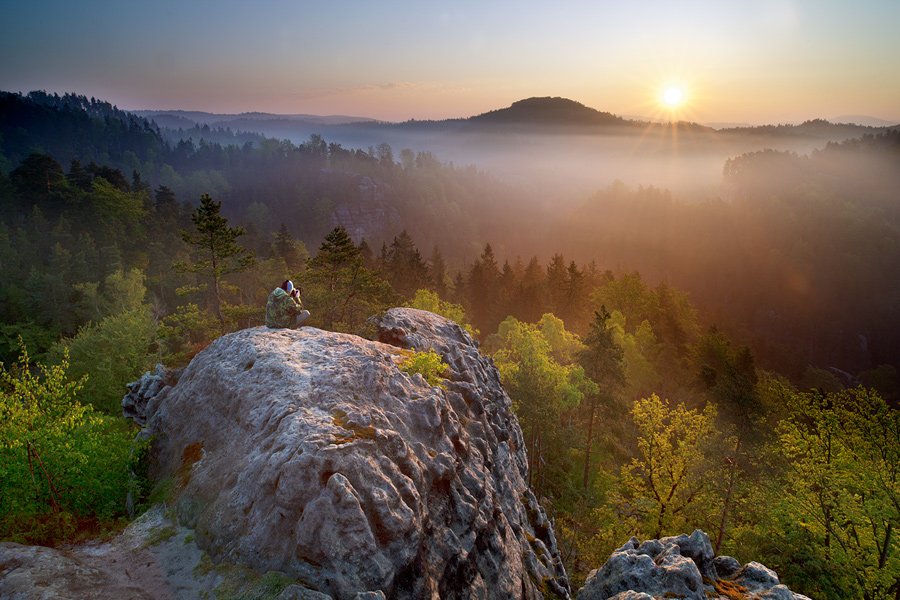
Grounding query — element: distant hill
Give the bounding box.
[719,118,896,139]
[831,114,899,127]
[0,91,167,170]
[133,109,375,128]
[467,96,630,127]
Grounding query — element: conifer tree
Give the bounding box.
[303,226,396,332]
[578,306,626,490]
[175,194,254,332]
[428,246,449,299]
[384,230,430,299]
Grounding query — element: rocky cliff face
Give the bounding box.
[577,530,811,600]
[135,307,569,599]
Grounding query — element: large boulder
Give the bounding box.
[577,530,811,600]
[138,307,569,599]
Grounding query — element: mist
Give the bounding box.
[148,110,890,202]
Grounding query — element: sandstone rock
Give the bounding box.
[0,507,218,600]
[712,555,741,578]
[577,542,705,600]
[122,363,179,426]
[658,530,716,580]
[734,561,781,591]
[607,592,654,600]
[577,531,810,600]
[139,307,569,599]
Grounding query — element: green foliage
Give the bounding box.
[158,303,219,366]
[617,394,719,539]
[576,307,625,491]
[607,310,660,399]
[772,387,899,599]
[0,343,140,544]
[51,306,157,414]
[407,288,478,336]
[398,348,449,388]
[493,314,588,498]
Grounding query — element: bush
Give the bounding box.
[0,342,142,544]
[407,289,478,337]
[50,306,157,414]
[398,348,449,388]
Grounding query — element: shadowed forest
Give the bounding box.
[1,90,898,599]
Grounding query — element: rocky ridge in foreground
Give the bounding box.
[577,530,811,600]
[129,307,569,599]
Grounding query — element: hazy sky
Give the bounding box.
[2,0,898,123]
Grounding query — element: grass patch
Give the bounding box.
[213,565,296,600]
[142,524,177,548]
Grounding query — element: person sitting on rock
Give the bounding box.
[265,280,310,329]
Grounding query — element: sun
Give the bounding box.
[661,86,685,108]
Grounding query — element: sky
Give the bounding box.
[2,0,899,124]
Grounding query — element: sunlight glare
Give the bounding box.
[662,86,684,108]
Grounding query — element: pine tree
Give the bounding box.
[578,306,626,490]
[303,226,396,332]
[272,223,308,273]
[428,246,449,299]
[467,244,502,334]
[174,194,254,332]
[384,230,430,299]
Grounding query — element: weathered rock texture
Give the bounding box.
[577,530,811,600]
[0,507,219,600]
[122,363,179,427]
[138,307,569,599]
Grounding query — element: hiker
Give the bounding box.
[266,280,310,329]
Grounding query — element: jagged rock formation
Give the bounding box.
[577,530,811,600]
[122,363,179,427]
[134,307,569,599]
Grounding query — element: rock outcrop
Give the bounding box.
[577,530,811,600]
[0,507,220,600]
[135,307,569,599]
[122,363,179,427]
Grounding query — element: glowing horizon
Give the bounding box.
[1,1,898,125]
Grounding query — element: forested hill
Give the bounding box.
[467,96,632,127]
[0,90,537,257]
[0,91,167,171]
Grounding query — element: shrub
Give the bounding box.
[398,348,449,388]
[407,289,479,337]
[0,342,142,544]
